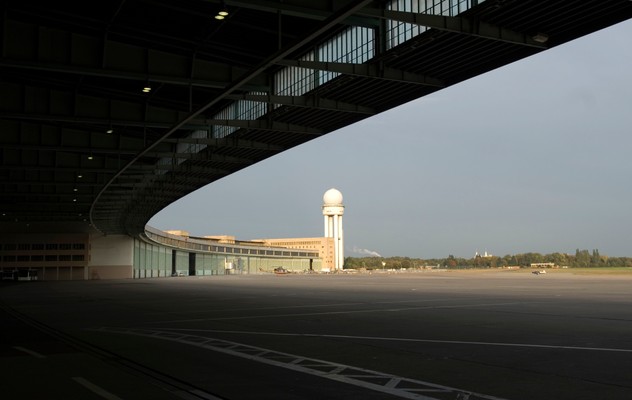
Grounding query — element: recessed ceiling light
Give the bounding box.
[214,14,225,20]
[106,128,114,134]
[532,33,549,43]
[217,2,229,17]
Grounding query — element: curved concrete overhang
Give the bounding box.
[1,1,630,236]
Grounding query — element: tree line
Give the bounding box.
[344,249,632,270]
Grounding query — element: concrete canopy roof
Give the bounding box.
[1,0,631,236]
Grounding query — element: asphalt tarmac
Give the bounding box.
[2,270,632,400]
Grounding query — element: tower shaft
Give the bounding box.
[322,188,344,271]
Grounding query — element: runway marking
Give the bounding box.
[144,298,454,320]
[154,328,632,354]
[13,346,46,358]
[92,326,506,400]
[188,389,225,400]
[143,301,365,317]
[146,301,526,324]
[72,377,123,400]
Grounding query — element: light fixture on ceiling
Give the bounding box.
[106,128,114,134]
[532,32,549,43]
[142,84,152,93]
[215,2,229,19]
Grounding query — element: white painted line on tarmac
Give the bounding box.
[142,301,365,317]
[93,327,503,400]
[147,301,526,324]
[189,389,225,399]
[157,328,632,354]
[13,346,46,358]
[72,377,124,400]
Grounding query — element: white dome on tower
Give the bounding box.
[323,188,343,206]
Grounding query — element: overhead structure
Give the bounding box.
[1,0,631,236]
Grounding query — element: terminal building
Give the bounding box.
[0,189,345,280]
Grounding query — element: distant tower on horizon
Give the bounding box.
[322,188,344,271]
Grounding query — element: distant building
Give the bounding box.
[530,262,555,268]
[0,189,345,279]
[257,188,345,272]
[255,237,335,271]
[170,188,345,273]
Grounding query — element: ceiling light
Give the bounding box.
[215,2,228,19]
[106,128,114,134]
[532,33,549,43]
[87,155,93,160]
[142,85,152,93]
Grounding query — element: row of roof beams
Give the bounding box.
[1,0,552,233]
[2,4,548,165]
[1,10,546,91]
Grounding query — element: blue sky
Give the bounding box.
[150,19,632,259]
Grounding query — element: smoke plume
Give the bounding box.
[351,246,382,257]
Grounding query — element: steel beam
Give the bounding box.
[276,60,444,87]
[226,94,376,115]
[358,8,547,48]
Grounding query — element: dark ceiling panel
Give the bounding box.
[1,0,630,235]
